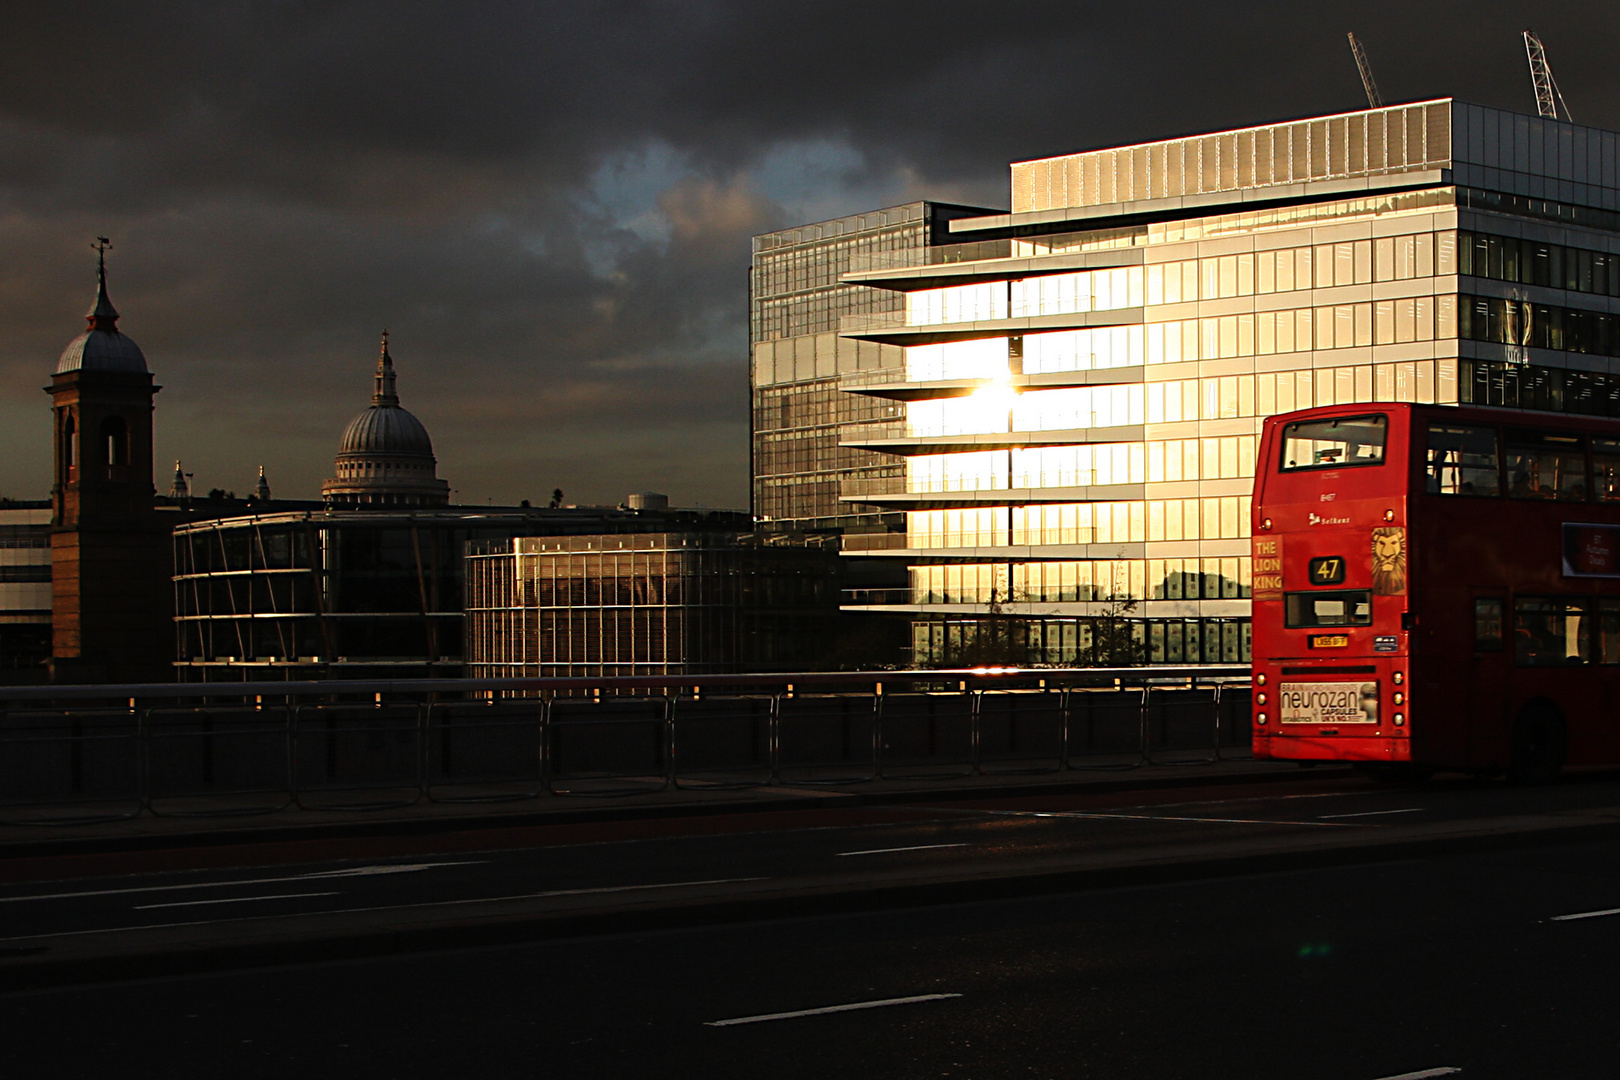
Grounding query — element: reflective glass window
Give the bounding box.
[1515,597,1592,666]
[1474,598,1504,651]
[1593,438,1620,502]
[1426,424,1499,496]
[1285,590,1373,628]
[1504,430,1586,500]
[1280,414,1387,471]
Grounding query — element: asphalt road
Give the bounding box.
[4,770,1620,987]
[5,830,1620,1079]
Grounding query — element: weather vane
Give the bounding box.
[93,236,111,270]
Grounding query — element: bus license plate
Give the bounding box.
[1309,634,1350,648]
[1279,681,1378,725]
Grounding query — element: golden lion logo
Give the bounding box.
[1371,526,1406,596]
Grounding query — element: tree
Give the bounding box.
[1081,593,1143,667]
[548,488,564,509]
[953,581,1030,668]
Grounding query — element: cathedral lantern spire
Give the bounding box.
[373,331,399,406]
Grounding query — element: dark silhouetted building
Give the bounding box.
[47,252,172,683]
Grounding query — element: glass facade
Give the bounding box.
[172,508,752,681]
[465,533,842,678]
[821,99,1620,667]
[750,202,997,530]
[0,503,52,683]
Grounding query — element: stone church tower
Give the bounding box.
[47,246,171,682]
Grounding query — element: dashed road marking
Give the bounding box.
[835,844,967,857]
[135,891,341,911]
[1318,808,1425,819]
[0,877,770,943]
[1550,906,1620,922]
[0,861,485,904]
[706,993,962,1026]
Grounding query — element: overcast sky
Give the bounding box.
[2,1,1616,508]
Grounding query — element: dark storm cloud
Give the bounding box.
[1,1,1616,504]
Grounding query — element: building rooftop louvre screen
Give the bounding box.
[1012,101,1620,217]
[1011,101,1454,214]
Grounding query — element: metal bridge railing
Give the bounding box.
[0,667,1250,824]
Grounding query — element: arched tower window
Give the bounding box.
[101,415,127,465]
[100,415,129,479]
[62,412,77,474]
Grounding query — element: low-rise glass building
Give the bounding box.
[172,507,752,681]
[465,532,842,678]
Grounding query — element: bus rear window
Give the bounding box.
[1427,424,1500,496]
[1285,590,1373,628]
[1280,415,1387,471]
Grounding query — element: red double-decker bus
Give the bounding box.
[1251,401,1620,781]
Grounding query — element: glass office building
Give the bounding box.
[465,533,841,678]
[750,202,997,533]
[0,502,52,683]
[829,99,1620,665]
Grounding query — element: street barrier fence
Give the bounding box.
[0,667,1250,824]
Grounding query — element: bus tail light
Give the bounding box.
[1256,673,1266,685]
[1257,692,1268,705]
[1257,712,1268,724]
[1392,671,1404,685]
[1393,714,1405,726]
[1392,691,1404,705]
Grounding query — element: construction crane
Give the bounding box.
[1523,29,1573,121]
[1347,33,1383,109]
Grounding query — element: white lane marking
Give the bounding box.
[1106,788,1383,812]
[706,993,962,1027]
[1366,1069,1460,1079]
[0,877,770,943]
[834,843,967,857]
[1550,906,1620,922]
[967,808,1356,827]
[1318,808,1426,819]
[0,861,485,904]
[134,891,342,911]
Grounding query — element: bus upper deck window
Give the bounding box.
[1426,424,1500,496]
[1506,430,1587,501]
[1280,415,1387,472]
[1593,439,1620,503]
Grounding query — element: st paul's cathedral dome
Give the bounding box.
[321,333,450,507]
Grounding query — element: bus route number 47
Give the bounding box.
[1308,556,1346,585]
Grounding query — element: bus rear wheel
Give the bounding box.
[1508,706,1566,785]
